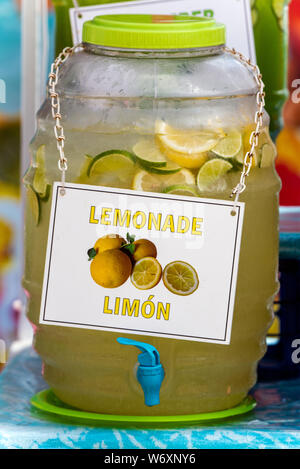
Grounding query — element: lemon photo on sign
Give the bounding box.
[94,234,126,253]
[90,249,132,288]
[163,261,199,296]
[132,239,157,262]
[88,233,132,288]
[131,257,162,290]
[88,233,161,290]
[87,233,199,295]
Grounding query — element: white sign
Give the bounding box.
[40,183,244,344]
[70,0,256,62]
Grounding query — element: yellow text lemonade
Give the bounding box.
[89,206,203,236]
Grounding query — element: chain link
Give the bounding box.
[48,44,83,194]
[223,47,266,205]
[49,45,265,202]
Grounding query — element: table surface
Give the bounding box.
[0,347,299,449]
[1,209,299,450]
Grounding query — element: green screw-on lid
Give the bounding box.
[82,14,226,50]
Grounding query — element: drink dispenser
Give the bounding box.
[25,15,280,418]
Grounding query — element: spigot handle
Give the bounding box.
[117,337,161,366]
[117,337,165,407]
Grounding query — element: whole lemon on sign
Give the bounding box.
[133,239,157,262]
[94,234,126,253]
[90,249,132,288]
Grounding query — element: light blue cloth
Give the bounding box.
[0,347,300,449]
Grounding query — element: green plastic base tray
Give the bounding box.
[31,390,256,426]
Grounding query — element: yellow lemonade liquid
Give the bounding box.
[24,119,280,415]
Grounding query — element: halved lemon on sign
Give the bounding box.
[156,120,222,169]
[131,257,162,290]
[197,159,233,192]
[163,261,199,296]
[133,168,195,193]
[87,150,136,189]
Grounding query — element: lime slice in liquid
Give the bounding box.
[197,158,233,192]
[212,130,242,159]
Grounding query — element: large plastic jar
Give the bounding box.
[24,15,281,416]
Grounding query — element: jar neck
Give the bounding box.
[83,42,224,59]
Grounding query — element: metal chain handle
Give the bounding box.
[224,47,266,203]
[48,44,83,194]
[48,45,265,201]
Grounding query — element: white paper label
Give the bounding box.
[40,183,244,344]
[69,0,256,62]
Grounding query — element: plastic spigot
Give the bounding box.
[117,337,165,407]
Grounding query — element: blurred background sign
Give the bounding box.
[68,0,256,61]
